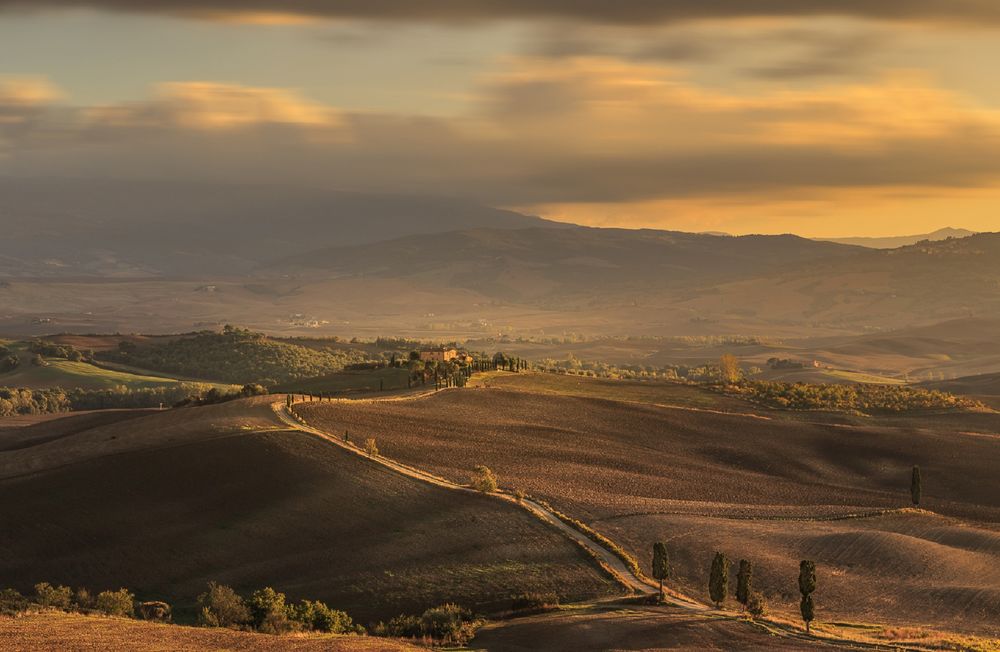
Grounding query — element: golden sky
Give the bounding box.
[2,2,1000,236]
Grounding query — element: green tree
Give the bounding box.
[798,560,817,633]
[95,588,135,617]
[736,559,753,611]
[910,465,921,506]
[709,552,729,608]
[196,582,250,628]
[247,587,291,633]
[34,582,72,609]
[652,542,670,598]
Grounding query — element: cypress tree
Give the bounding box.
[798,560,816,633]
[709,552,729,608]
[652,542,670,599]
[736,559,753,611]
[910,465,921,506]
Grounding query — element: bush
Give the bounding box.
[138,601,172,622]
[472,465,498,493]
[34,582,72,609]
[375,604,479,644]
[95,588,135,617]
[289,600,359,634]
[510,592,559,613]
[74,588,94,610]
[747,591,768,618]
[197,582,250,629]
[0,588,29,615]
[420,603,477,644]
[374,614,422,638]
[247,587,292,634]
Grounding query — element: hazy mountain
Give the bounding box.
[817,227,975,249]
[0,178,556,277]
[265,227,863,301]
[675,232,1000,330]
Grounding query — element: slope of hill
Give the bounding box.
[922,371,1000,409]
[0,611,421,652]
[297,380,1000,634]
[676,232,1000,331]
[818,227,975,249]
[0,178,556,278]
[265,227,863,302]
[0,397,619,624]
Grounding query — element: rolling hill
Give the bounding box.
[297,377,1000,635]
[0,397,619,624]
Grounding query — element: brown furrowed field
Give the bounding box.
[0,611,421,651]
[0,398,619,624]
[297,379,1000,634]
[470,604,824,651]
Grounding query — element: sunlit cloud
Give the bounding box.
[84,82,341,130]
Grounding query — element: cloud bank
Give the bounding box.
[4,60,1000,213]
[3,0,1000,25]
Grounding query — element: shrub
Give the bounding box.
[510,592,559,613]
[74,588,94,610]
[374,614,422,638]
[197,582,250,629]
[747,591,768,619]
[289,599,358,633]
[375,604,479,644]
[420,603,477,644]
[512,487,526,502]
[138,601,172,622]
[0,588,29,615]
[472,465,498,493]
[34,582,72,609]
[95,588,135,617]
[247,587,292,634]
[364,438,379,458]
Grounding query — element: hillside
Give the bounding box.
[297,379,1000,634]
[818,227,976,249]
[100,328,372,386]
[0,611,421,652]
[675,232,1000,332]
[0,178,556,278]
[265,227,862,302]
[0,397,619,624]
[922,371,1000,409]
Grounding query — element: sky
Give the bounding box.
[3,1,1000,237]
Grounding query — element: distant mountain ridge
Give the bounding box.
[264,226,864,301]
[0,178,558,277]
[817,227,976,249]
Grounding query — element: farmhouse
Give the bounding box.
[420,347,459,362]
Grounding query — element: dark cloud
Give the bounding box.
[745,31,888,80]
[5,71,1000,207]
[2,0,1000,25]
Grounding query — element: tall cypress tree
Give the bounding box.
[652,542,670,599]
[709,552,729,608]
[798,560,816,633]
[736,559,753,611]
[910,465,922,506]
